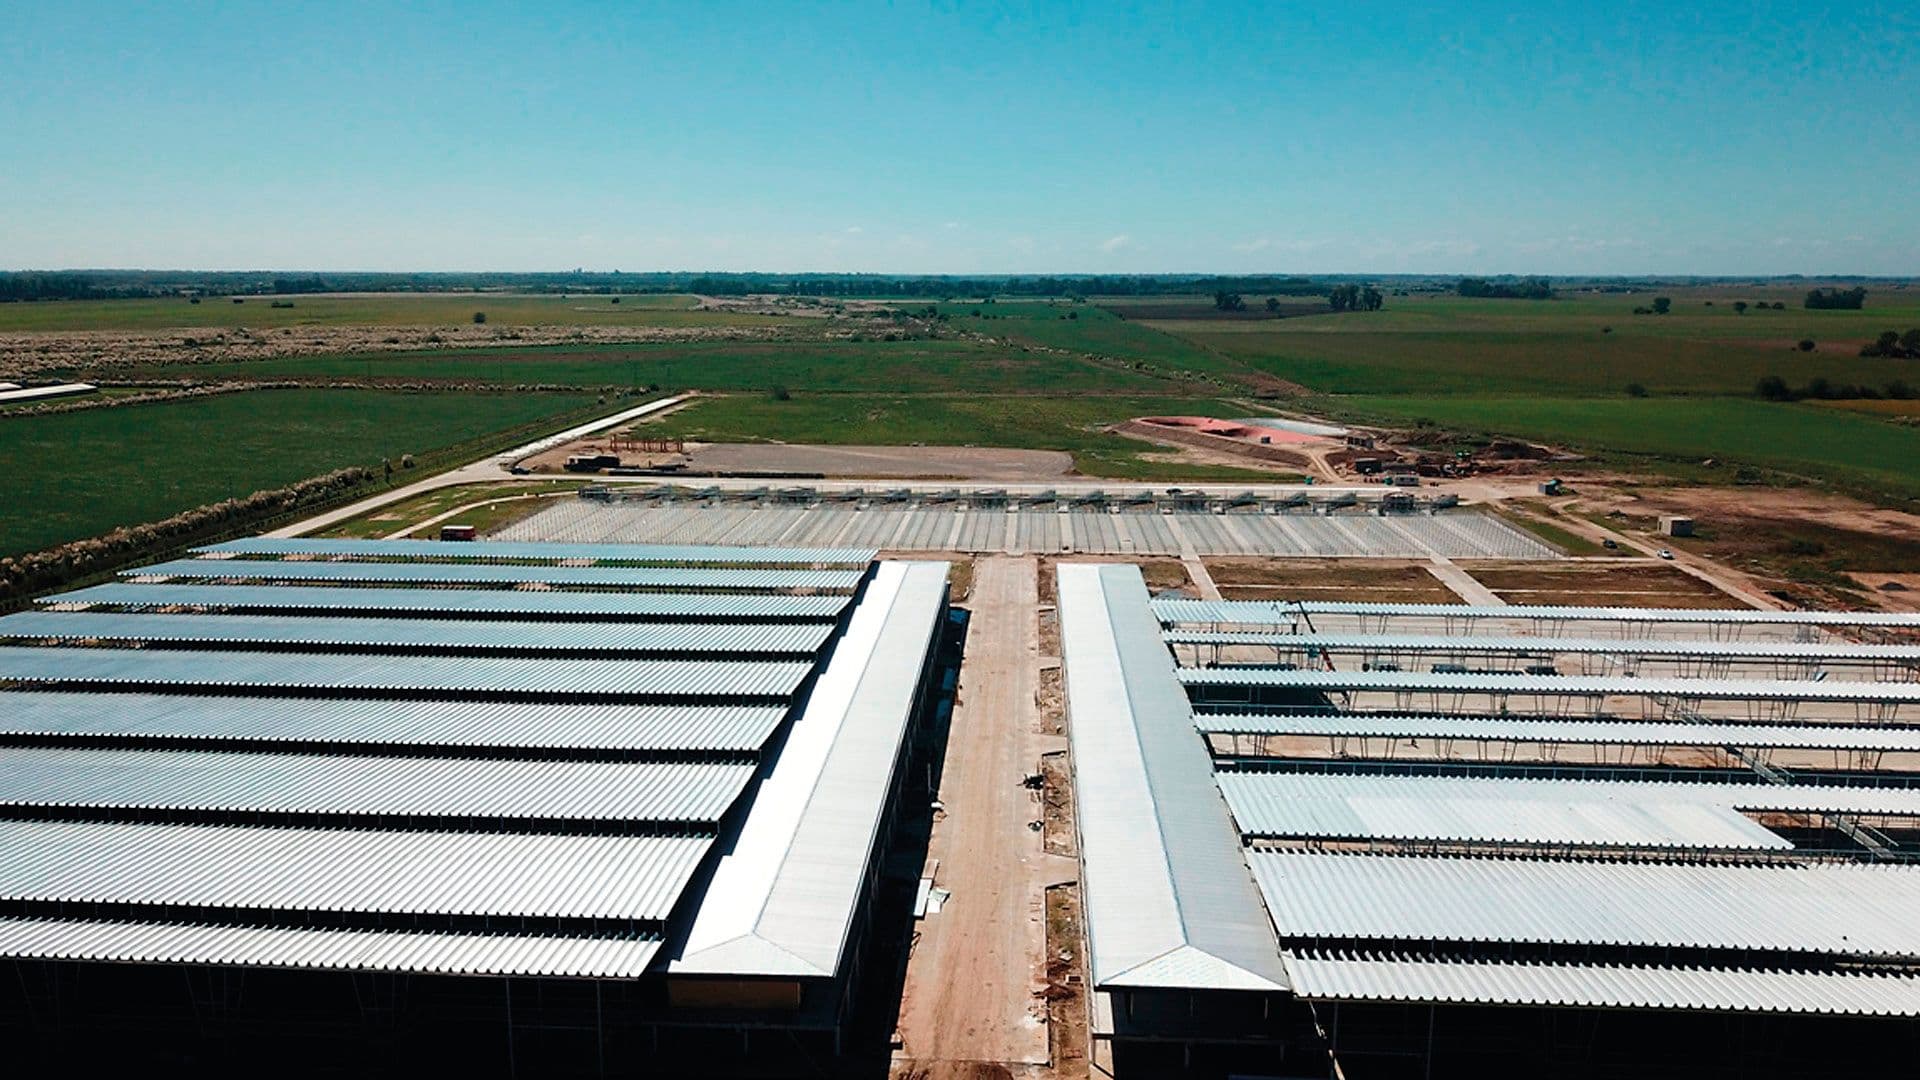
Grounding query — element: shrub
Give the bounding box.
[1797,339,1816,352]
[472,312,487,324]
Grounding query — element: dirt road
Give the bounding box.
[894,557,1050,1071]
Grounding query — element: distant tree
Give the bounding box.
[1458,277,1553,299]
[1903,328,1920,355]
[1773,301,1787,310]
[1213,291,1246,312]
[1861,330,1902,357]
[769,385,791,401]
[1361,285,1384,311]
[472,311,487,324]
[1733,301,1749,315]
[1265,297,1281,313]
[1887,380,1916,400]
[1806,286,1867,310]
[1797,339,1816,352]
[1755,375,1792,401]
[1651,296,1672,315]
[1625,382,1649,398]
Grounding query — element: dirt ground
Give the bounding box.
[894,557,1051,1071]
[1556,485,1920,611]
[1459,560,1736,609]
[1205,558,1459,604]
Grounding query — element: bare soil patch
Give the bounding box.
[1462,560,1733,608]
[1566,485,1920,610]
[1205,558,1458,603]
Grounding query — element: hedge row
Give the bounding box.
[1,466,376,601]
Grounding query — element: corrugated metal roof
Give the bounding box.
[195,537,876,566]
[672,561,950,978]
[1248,852,1920,956]
[0,693,785,754]
[1198,712,1920,753]
[1220,772,1920,840]
[0,820,708,920]
[1282,952,1920,1016]
[1053,563,1289,992]
[0,749,754,823]
[0,647,809,701]
[1219,772,1801,850]
[1154,599,1920,627]
[129,558,862,592]
[1179,667,1920,704]
[48,583,850,621]
[1166,630,1920,662]
[0,918,663,979]
[0,610,833,658]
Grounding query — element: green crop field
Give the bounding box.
[646,393,1288,481]
[0,388,601,556]
[110,337,1185,395]
[0,292,779,332]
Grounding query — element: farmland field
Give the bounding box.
[1122,289,1920,499]
[0,388,602,555]
[643,393,1287,481]
[108,338,1184,394]
[1336,395,1920,500]
[0,292,781,332]
[1143,292,1920,397]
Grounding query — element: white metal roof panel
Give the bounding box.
[1249,852,1920,956]
[0,820,709,920]
[1056,563,1289,992]
[47,583,850,621]
[0,918,663,979]
[1166,630,1920,662]
[129,558,862,592]
[1198,713,1920,753]
[672,560,950,978]
[0,610,833,657]
[0,749,755,823]
[1283,952,1920,1016]
[1220,772,1920,844]
[1179,667,1920,705]
[0,647,809,701]
[195,537,876,566]
[0,693,786,754]
[1155,599,1920,628]
[1217,772,1802,850]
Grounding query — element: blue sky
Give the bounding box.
[3,1,1915,274]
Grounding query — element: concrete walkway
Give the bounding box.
[1425,557,1505,606]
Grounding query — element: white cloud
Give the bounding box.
[1100,234,1132,253]
[1233,237,1271,253]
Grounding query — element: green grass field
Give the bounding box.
[646,393,1289,481]
[1115,290,1920,500]
[1335,395,1920,501]
[0,292,780,332]
[1148,292,1920,397]
[0,389,601,555]
[110,337,1185,395]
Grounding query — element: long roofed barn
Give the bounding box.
[0,538,956,1074]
